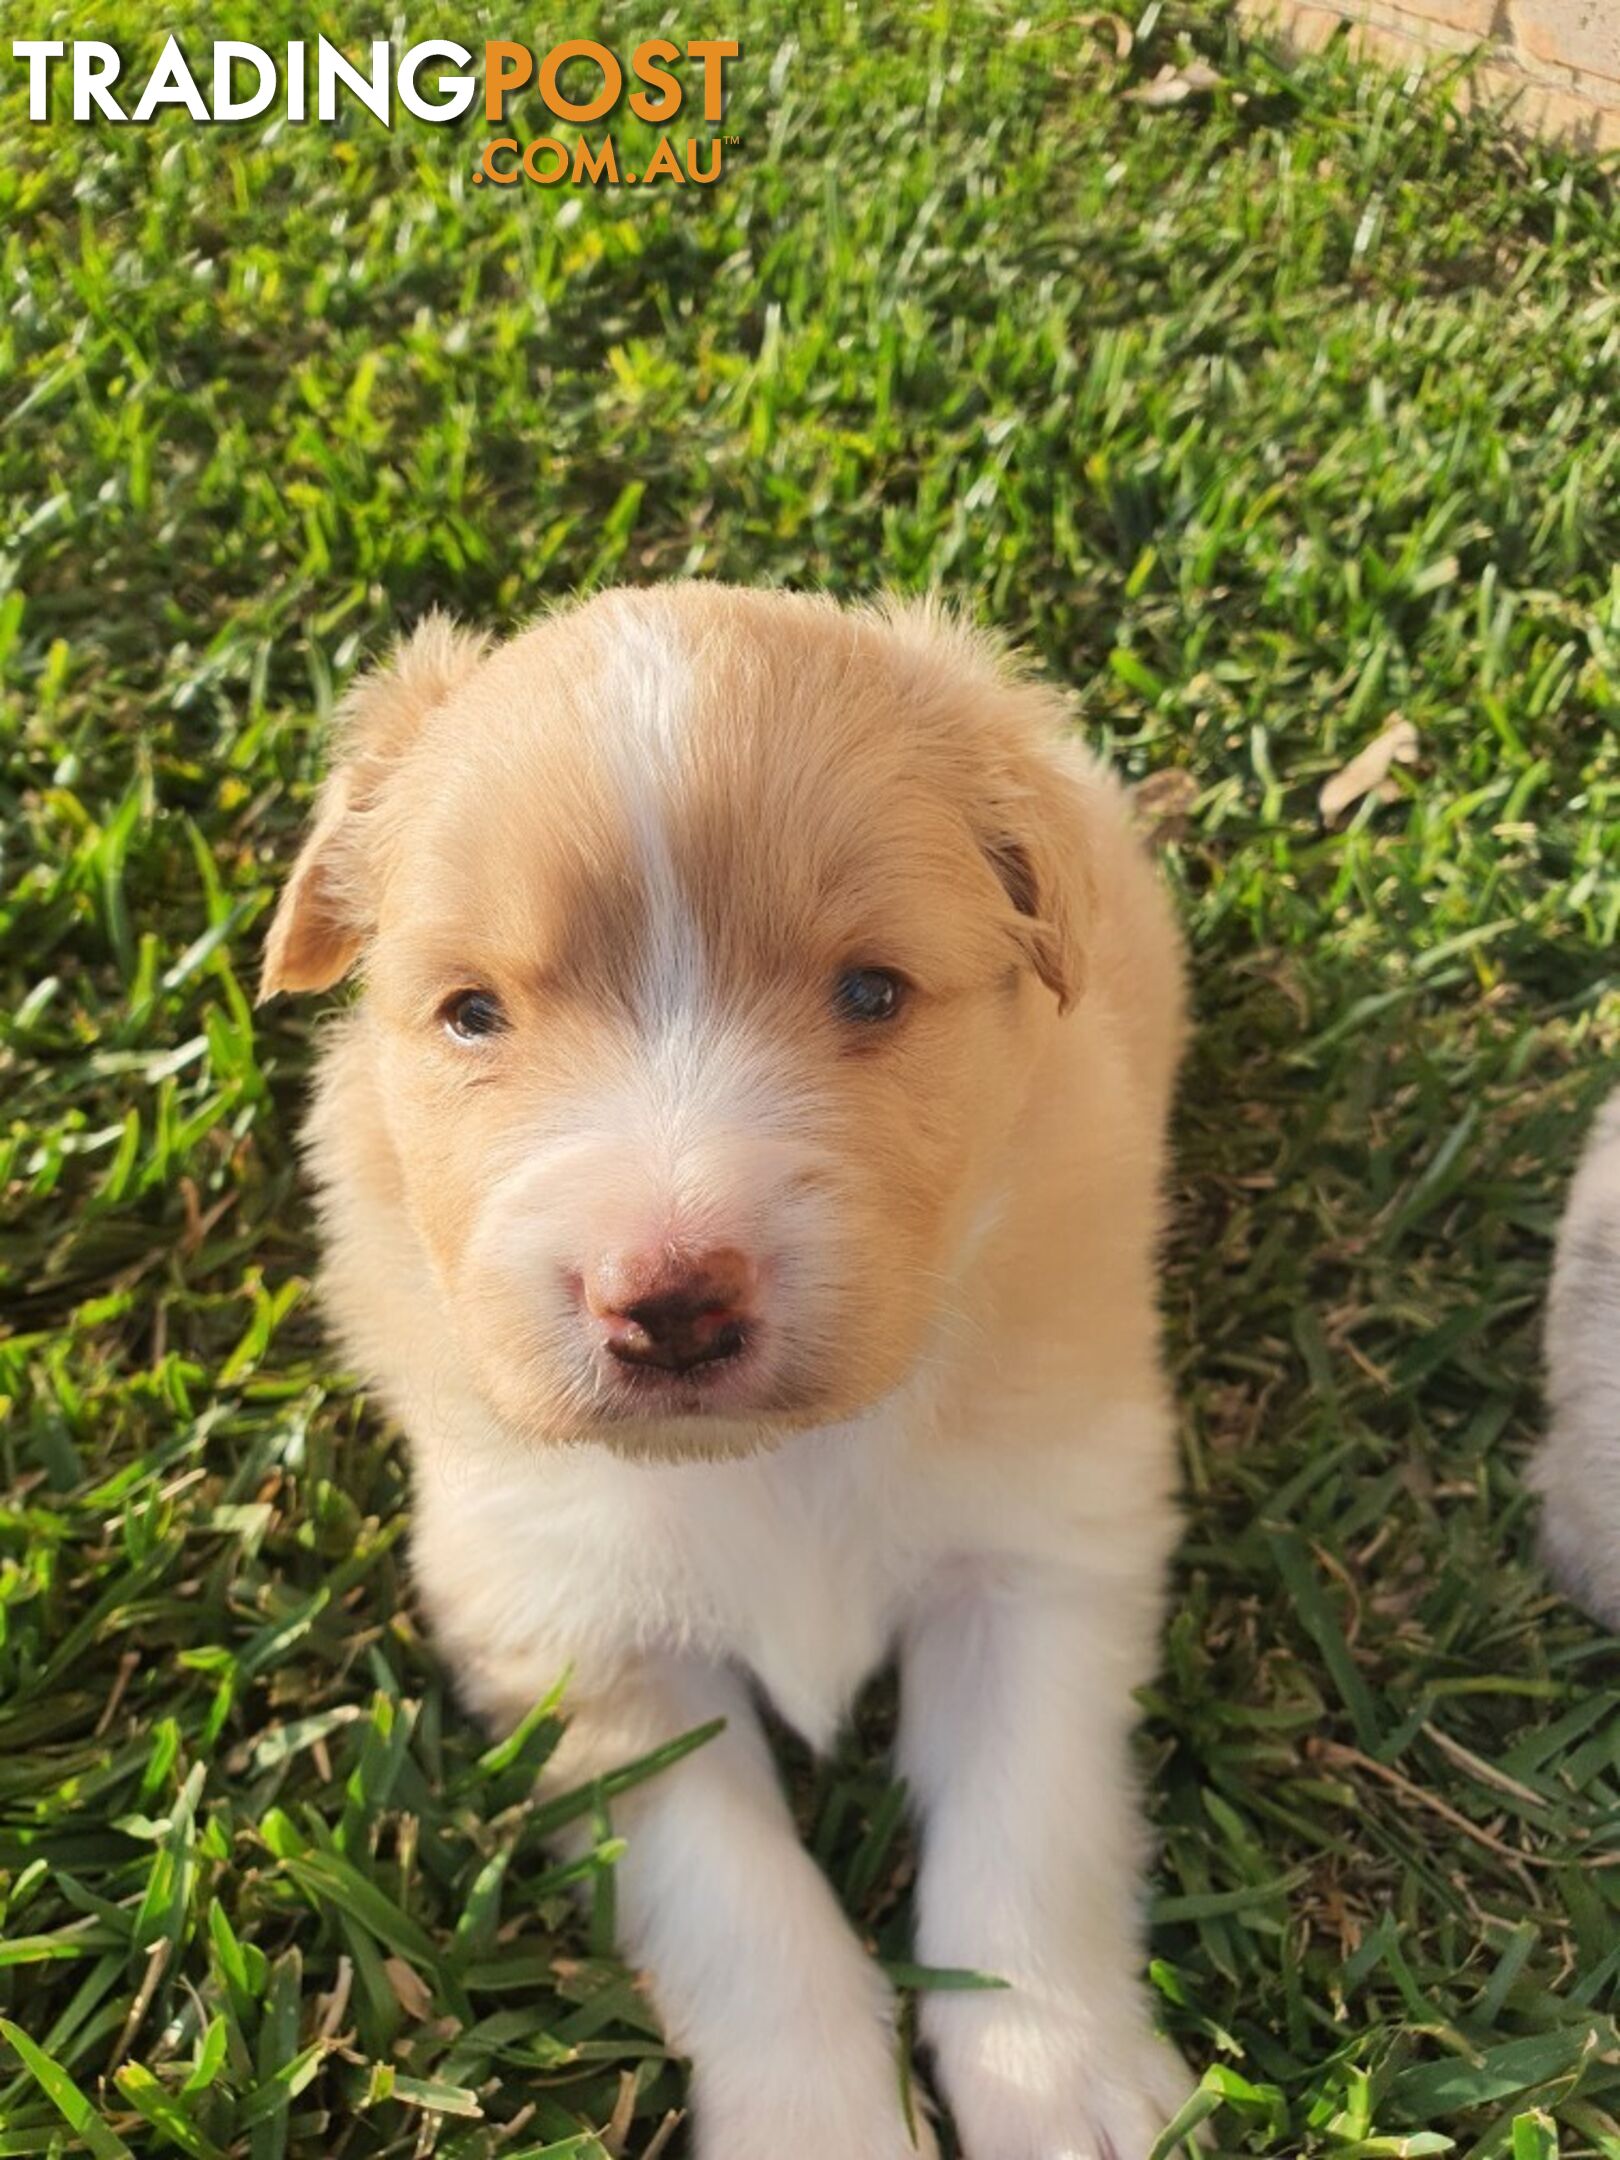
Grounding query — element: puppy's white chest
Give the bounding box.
[664,1429,912,1746]
[423,1416,920,1752]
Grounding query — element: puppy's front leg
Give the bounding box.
[899,1556,1190,2160]
[530,1654,935,2160]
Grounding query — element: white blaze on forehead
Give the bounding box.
[574,600,815,1219]
[594,598,707,1036]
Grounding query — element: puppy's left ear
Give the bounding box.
[258,767,363,1001]
[974,739,1094,1016]
[259,615,488,1001]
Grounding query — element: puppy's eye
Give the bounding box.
[443,989,507,1042]
[833,967,906,1025]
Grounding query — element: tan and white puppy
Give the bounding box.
[262,585,1192,2160]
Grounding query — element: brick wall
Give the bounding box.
[1237,0,1620,150]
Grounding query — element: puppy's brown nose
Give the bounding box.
[586,1248,755,1377]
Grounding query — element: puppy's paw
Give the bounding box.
[1537,1493,1620,1630]
[695,2127,936,2160]
[924,1988,1193,2160]
[693,2114,938,2160]
[690,2067,940,2160]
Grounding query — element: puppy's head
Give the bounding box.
[264,586,1093,1458]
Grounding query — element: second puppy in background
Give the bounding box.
[262,585,1193,2159]
[1538,1084,1620,1629]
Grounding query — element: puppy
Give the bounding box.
[262,586,1193,2159]
[1536,1083,1620,1628]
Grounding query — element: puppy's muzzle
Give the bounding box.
[583,1246,756,1380]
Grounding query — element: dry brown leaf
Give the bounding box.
[600,2070,640,2156]
[383,1956,434,2021]
[316,1955,355,2041]
[1125,59,1224,105]
[1319,718,1420,824]
[1070,10,1134,62]
[1134,767,1200,844]
[640,2114,687,2160]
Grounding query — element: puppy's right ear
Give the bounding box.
[259,615,488,1002]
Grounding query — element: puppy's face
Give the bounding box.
[265,588,1088,1458]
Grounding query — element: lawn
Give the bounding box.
[3,2,1620,2154]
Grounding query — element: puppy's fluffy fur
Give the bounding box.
[264,585,1192,2159]
[1537,1084,1620,1629]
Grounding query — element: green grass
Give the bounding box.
[3,1,1619,2153]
